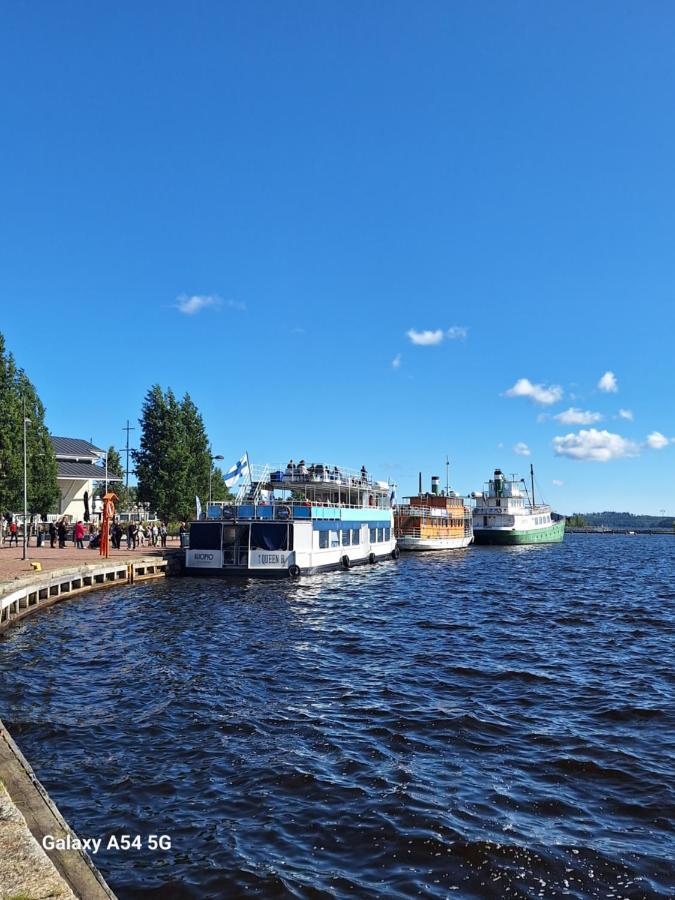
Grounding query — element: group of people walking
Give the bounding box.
[112,521,168,550]
[1,516,169,551]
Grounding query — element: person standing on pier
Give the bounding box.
[74,520,85,549]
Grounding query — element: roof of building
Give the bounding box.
[56,461,123,481]
[50,436,104,459]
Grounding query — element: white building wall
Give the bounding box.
[58,479,94,520]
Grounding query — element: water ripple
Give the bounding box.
[0,534,674,898]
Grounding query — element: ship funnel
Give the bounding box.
[431,476,440,495]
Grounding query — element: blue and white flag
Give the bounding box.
[195,495,202,519]
[224,453,250,488]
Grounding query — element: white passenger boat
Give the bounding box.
[185,461,399,577]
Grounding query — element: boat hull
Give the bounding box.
[398,535,473,552]
[473,521,565,545]
[184,548,398,578]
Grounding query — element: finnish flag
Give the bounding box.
[224,453,250,488]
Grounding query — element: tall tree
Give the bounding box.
[133,385,230,520]
[180,393,211,504]
[133,386,191,521]
[0,333,59,516]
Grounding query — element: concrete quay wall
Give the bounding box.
[0,554,180,899]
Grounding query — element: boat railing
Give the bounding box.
[395,505,471,521]
[204,499,392,521]
[247,463,391,492]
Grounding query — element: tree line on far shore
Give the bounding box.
[0,331,231,523]
[567,511,674,529]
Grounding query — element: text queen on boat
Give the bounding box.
[185,457,399,577]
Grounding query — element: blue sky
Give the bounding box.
[1,2,674,514]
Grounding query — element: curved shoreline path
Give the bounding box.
[0,543,180,899]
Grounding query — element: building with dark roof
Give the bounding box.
[50,436,122,519]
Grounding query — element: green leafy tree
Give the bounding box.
[180,393,212,505]
[133,386,191,521]
[133,385,233,520]
[566,514,587,528]
[0,333,59,517]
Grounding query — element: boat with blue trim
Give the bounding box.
[185,461,399,577]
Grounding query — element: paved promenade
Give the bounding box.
[0,538,180,584]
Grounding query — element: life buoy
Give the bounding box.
[368,552,376,565]
[288,564,301,578]
[341,555,351,569]
[391,546,400,560]
[277,505,291,520]
[222,507,234,520]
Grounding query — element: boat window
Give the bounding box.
[377,527,384,542]
[250,523,289,551]
[384,527,391,541]
[342,529,351,546]
[369,527,377,543]
[319,531,329,549]
[351,528,360,545]
[331,531,339,547]
[189,523,222,550]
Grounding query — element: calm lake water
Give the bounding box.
[0,534,673,898]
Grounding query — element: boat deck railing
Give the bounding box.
[204,499,392,522]
[248,463,391,493]
[396,505,472,520]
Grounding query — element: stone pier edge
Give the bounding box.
[0,553,181,899]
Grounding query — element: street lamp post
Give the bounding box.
[209,455,225,503]
[22,407,31,561]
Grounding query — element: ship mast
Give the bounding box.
[530,463,535,509]
[445,456,449,495]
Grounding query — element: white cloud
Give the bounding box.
[504,378,564,406]
[553,428,640,462]
[598,371,618,393]
[552,479,564,486]
[407,328,444,345]
[446,326,468,340]
[553,407,603,425]
[406,325,468,346]
[646,431,670,449]
[618,408,633,420]
[175,294,245,314]
[513,442,531,456]
[391,353,402,369]
[176,294,221,315]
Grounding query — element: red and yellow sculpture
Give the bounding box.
[100,492,119,558]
